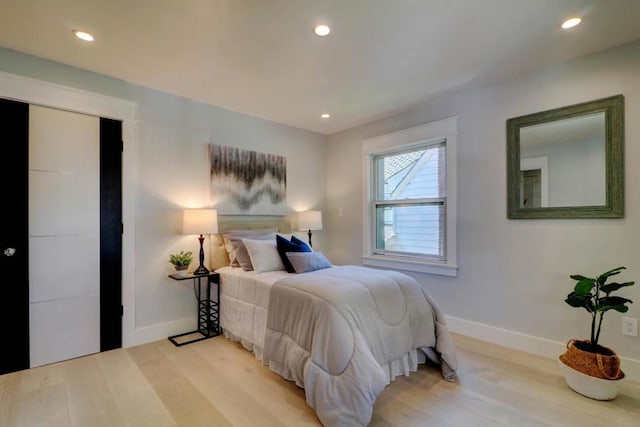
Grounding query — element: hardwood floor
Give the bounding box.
[1,333,638,426]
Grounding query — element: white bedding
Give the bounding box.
[218,265,457,426]
[218,266,287,359]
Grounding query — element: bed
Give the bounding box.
[209,221,457,427]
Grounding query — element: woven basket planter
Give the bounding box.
[559,339,624,380]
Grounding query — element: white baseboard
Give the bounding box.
[132,317,195,346]
[445,315,640,382]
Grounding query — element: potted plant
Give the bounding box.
[559,266,635,400]
[169,250,193,276]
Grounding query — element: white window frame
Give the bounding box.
[362,117,458,277]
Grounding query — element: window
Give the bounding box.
[362,117,457,277]
[373,142,446,260]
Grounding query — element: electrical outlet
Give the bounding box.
[622,317,638,337]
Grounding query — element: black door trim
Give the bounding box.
[100,118,123,351]
[0,98,30,374]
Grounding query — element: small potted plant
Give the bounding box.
[559,266,635,400]
[169,250,193,276]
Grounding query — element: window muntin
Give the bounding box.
[372,142,446,261]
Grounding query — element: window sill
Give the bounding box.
[361,255,458,277]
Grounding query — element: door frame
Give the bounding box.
[520,155,549,207]
[0,71,137,347]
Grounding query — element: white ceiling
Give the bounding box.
[2,0,640,135]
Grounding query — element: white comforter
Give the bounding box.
[263,265,457,427]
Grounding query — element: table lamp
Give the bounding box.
[298,210,323,248]
[183,209,218,275]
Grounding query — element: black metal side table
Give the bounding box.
[167,272,220,346]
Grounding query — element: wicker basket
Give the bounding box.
[559,339,623,380]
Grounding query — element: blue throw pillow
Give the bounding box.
[276,234,311,273]
[291,235,312,251]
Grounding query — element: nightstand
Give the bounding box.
[167,272,220,346]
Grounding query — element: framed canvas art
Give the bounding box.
[210,144,287,215]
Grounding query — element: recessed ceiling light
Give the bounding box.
[73,30,94,42]
[320,113,331,119]
[314,24,331,37]
[561,17,582,29]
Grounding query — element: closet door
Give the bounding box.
[28,105,101,367]
[0,98,29,375]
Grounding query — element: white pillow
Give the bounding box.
[222,229,276,266]
[228,233,275,271]
[242,238,286,273]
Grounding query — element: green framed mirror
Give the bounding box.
[507,95,624,219]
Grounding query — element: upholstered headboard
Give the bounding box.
[209,218,291,270]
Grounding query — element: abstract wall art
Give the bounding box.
[209,144,287,215]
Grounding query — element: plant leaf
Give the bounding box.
[565,292,593,312]
[595,296,633,312]
[573,279,595,295]
[597,266,626,283]
[570,274,593,281]
[599,296,633,305]
[596,304,629,313]
[600,281,635,294]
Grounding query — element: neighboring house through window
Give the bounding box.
[374,143,445,259]
[362,117,458,277]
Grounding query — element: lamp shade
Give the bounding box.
[183,209,218,235]
[298,210,323,231]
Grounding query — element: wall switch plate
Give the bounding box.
[622,317,638,337]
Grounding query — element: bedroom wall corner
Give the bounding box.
[325,39,640,378]
[0,47,328,346]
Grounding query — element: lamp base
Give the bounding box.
[193,265,210,275]
[194,234,209,275]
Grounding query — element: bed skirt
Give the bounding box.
[223,328,266,362]
[222,328,428,385]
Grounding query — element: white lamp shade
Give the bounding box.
[183,209,218,235]
[298,210,323,231]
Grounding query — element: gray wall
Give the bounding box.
[0,48,327,337]
[325,40,640,362]
[521,139,605,207]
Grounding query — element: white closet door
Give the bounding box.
[28,105,100,368]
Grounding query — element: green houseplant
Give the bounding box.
[559,266,635,400]
[169,250,193,276]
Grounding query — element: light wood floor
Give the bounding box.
[1,333,638,427]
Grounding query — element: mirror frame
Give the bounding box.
[507,94,624,219]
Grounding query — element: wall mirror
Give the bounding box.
[507,94,624,219]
